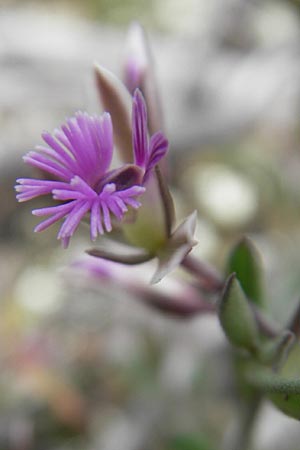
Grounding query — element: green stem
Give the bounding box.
[223,395,261,450]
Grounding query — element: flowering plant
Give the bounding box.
[15,22,300,450]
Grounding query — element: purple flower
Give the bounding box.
[16,90,168,247]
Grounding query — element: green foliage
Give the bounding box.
[166,433,215,450]
[226,237,264,307]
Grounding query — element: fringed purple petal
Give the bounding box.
[132,89,148,168]
[22,111,114,191]
[117,184,145,198]
[32,202,76,217]
[33,202,75,232]
[15,179,71,202]
[95,113,114,172]
[57,200,92,240]
[39,135,77,171]
[28,176,145,246]
[32,199,91,247]
[53,176,97,201]
[53,129,73,152]
[97,183,145,233]
[90,201,103,240]
[23,152,73,180]
[100,201,112,232]
[53,189,87,201]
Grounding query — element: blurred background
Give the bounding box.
[2,0,300,449]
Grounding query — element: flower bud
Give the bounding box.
[218,274,260,353]
[226,236,264,308]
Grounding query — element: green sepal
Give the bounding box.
[226,237,264,307]
[218,274,260,353]
[151,211,197,284]
[122,172,171,255]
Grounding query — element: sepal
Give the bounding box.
[122,170,174,255]
[151,211,198,284]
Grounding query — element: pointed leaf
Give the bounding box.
[227,237,264,307]
[219,274,260,352]
[94,64,133,163]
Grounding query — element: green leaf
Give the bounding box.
[218,274,260,352]
[226,237,264,307]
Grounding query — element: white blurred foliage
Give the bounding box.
[194,164,258,227]
[15,266,61,314]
